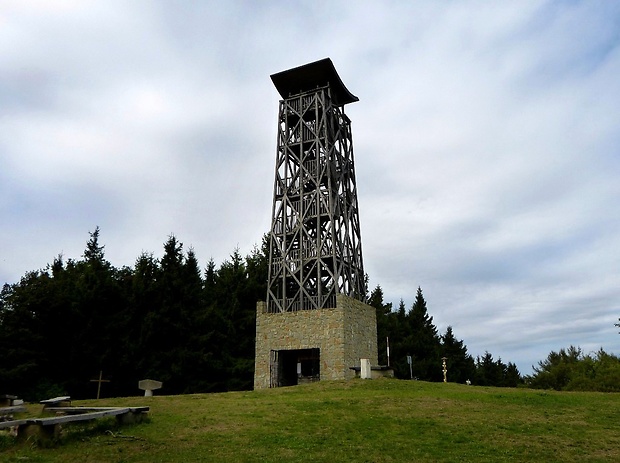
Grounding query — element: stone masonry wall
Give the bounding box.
[254,294,378,389]
[340,294,379,377]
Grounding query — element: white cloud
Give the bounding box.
[1,0,619,374]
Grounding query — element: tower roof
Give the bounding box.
[271,58,359,106]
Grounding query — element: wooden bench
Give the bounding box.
[0,405,27,416]
[40,396,72,409]
[0,418,28,430]
[16,406,149,442]
[0,394,18,407]
[0,395,27,423]
[0,400,28,434]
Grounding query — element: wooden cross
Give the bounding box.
[90,370,110,399]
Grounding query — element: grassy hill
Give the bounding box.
[2,379,619,462]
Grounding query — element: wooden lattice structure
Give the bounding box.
[267,58,365,313]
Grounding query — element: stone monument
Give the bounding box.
[138,379,163,397]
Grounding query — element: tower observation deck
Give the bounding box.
[266,58,365,313]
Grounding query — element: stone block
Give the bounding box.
[361,358,372,379]
[254,294,378,389]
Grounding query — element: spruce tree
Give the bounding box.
[389,299,409,377]
[215,249,252,390]
[71,228,127,398]
[405,287,441,381]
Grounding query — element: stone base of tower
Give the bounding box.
[254,294,378,389]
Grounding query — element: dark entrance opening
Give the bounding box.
[271,348,320,387]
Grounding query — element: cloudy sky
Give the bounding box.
[2,1,619,374]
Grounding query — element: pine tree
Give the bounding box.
[83,226,105,262]
[527,346,582,390]
[504,362,522,387]
[71,228,127,398]
[405,287,442,381]
[176,247,211,393]
[389,299,409,377]
[135,236,184,392]
[0,279,43,399]
[474,352,516,387]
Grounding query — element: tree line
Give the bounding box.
[369,286,521,386]
[18,228,620,400]
[525,346,620,392]
[1,228,267,400]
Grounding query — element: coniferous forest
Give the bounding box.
[9,228,617,400]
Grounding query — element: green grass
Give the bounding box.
[2,379,619,462]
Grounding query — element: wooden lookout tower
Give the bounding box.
[254,59,378,389]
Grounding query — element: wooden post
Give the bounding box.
[90,371,110,399]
